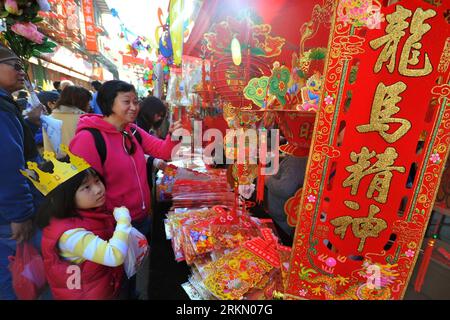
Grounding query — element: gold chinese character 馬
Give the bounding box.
[357,81,411,143]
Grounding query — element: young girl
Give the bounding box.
[23,147,135,300]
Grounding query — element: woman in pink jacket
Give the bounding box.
[70,80,181,235]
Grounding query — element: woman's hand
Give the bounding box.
[168,120,182,135]
[153,158,167,171]
[25,104,44,126]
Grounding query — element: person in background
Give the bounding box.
[42,86,91,154]
[0,45,43,299]
[59,79,74,92]
[136,96,169,189]
[137,96,169,168]
[90,80,103,115]
[37,90,60,114]
[265,154,308,244]
[136,96,167,136]
[15,90,29,111]
[53,81,61,93]
[32,91,60,153]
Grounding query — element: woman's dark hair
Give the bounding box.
[35,158,101,228]
[96,80,136,116]
[53,81,61,91]
[91,80,102,91]
[137,96,167,132]
[55,85,92,112]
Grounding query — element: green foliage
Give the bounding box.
[308,48,327,61]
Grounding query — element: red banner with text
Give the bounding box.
[82,0,98,53]
[286,0,450,300]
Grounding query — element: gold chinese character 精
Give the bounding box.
[342,146,405,203]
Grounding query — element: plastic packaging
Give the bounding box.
[8,242,46,300]
[123,227,149,278]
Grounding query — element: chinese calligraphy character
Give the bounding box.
[399,8,436,77]
[370,5,436,76]
[330,205,387,252]
[370,5,411,73]
[343,146,405,203]
[357,81,411,143]
[299,122,311,139]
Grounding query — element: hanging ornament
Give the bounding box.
[231,37,242,66]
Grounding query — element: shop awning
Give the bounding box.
[28,57,91,82]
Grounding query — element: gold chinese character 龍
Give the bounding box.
[370,5,436,76]
[330,205,388,252]
[370,5,411,74]
[357,81,411,143]
[343,146,405,203]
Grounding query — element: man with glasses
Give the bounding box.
[0,45,43,299]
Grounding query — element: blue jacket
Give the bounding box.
[90,92,103,115]
[0,88,42,225]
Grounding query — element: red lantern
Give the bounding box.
[210,54,271,110]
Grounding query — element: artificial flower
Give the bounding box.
[11,22,45,44]
[4,0,22,15]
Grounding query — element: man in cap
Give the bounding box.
[0,45,43,299]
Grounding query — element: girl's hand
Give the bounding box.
[113,206,131,222]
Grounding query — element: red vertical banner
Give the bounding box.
[82,0,98,53]
[286,0,450,300]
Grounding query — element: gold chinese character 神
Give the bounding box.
[357,81,411,143]
[342,146,405,203]
[370,5,436,76]
[330,205,388,252]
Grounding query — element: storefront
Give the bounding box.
[27,45,116,90]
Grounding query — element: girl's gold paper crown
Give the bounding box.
[20,145,91,196]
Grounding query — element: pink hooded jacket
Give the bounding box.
[70,114,178,222]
